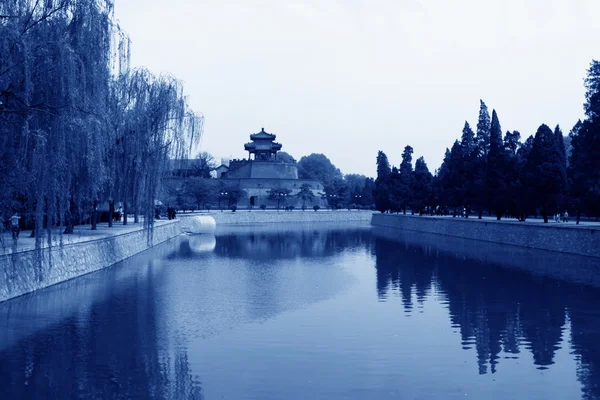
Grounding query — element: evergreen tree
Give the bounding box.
[525,124,567,223]
[398,145,414,214]
[472,101,491,218]
[504,131,521,155]
[554,125,567,170]
[486,110,509,219]
[389,166,403,213]
[460,122,477,217]
[568,118,600,222]
[374,151,391,212]
[515,135,536,221]
[438,141,464,216]
[476,100,491,155]
[584,60,600,119]
[410,157,433,215]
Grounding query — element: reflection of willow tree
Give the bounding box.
[0,264,203,399]
[0,0,201,241]
[372,234,574,376]
[214,228,372,260]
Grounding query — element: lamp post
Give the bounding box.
[219,191,227,211]
[354,195,362,210]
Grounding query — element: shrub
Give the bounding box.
[260,204,267,210]
[230,205,237,212]
[313,205,320,212]
[288,205,295,211]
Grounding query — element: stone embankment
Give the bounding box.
[0,220,180,303]
[371,214,600,258]
[180,210,374,226]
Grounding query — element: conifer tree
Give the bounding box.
[410,157,433,215]
[460,121,477,216]
[554,125,567,170]
[398,145,414,214]
[584,60,600,119]
[373,151,391,213]
[525,124,567,223]
[486,110,509,219]
[476,100,491,155]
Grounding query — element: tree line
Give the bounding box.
[374,60,600,224]
[0,0,201,239]
[163,152,376,211]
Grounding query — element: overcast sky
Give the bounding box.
[114,0,600,177]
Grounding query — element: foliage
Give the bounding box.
[524,124,567,222]
[277,151,296,164]
[313,205,320,211]
[298,153,342,187]
[584,60,600,119]
[298,183,315,210]
[410,157,432,215]
[0,0,202,241]
[374,151,391,212]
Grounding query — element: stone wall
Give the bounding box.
[180,210,374,226]
[371,214,600,258]
[372,226,600,287]
[0,221,181,303]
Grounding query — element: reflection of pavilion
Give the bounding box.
[218,128,327,209]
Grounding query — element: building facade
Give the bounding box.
[219,128,327,209]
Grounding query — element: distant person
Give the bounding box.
[563,210,569,223]
[10,213,20,239]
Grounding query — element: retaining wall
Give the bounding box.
[180,210,374,226]
[0,221,181,303]
[371,214,600,258]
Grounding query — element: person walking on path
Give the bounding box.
[563,210,569,223]
[10,213,20,240]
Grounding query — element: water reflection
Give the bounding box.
[1,223,600,399]
[372,227,600,398]
[0,244,203,400]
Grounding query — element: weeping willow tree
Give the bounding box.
[0,0,202,247]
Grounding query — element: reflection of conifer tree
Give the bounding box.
[518,282,566,368]
[372,229,574,377]
[566,291,600,399]
[502,304,522,355]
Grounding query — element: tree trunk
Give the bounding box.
[108,200,114,227]
[123,201,128,225]
[64,198,75,234]
[542,203,548,223]
[91,199,98,230]
[576,208,581,225]
[478,208,483,219]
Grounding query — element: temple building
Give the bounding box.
[219,128,327,209]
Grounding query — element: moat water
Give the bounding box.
[1,223,600,399]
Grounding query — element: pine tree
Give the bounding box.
[486,109,509,219]
[374,151,392,213]
[399,145,414,214]
[473,100,491,218]
[476,100,491,155]
[460,121,477,217]
[554,125,567,170]
[525,124,567,223]
[410,157,433,215]
[584,60,600,119]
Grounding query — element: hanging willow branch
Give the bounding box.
[0,0,203,249]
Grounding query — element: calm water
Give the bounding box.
[1,223,600,399]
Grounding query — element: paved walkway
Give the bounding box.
[395,214,600,229]
[0,219,176,255]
